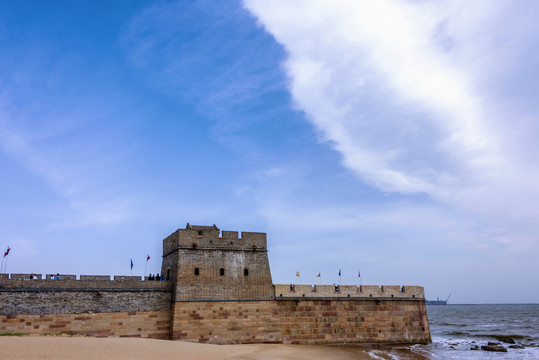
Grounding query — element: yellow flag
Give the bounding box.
[296,271,300,277]
[317,273,321,277]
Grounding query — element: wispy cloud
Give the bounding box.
[0,92,137,227]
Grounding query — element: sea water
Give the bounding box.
[357,304,539,359]
[414,304,538,359]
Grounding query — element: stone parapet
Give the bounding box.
[113,276,142,281]
[0,278,172,290]
[79,275,111,281]
[45,274,76,280]
[9,273,42,280]
[274,284,425,299]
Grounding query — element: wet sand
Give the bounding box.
[0,337,429,360]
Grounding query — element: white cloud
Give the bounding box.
[243,0,539,254]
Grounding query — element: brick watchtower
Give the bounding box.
[161,223,275,301]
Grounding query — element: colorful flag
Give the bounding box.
[3,247,10,258]
[146,255,150,261]
[358,270,361,278]
[130,258,133,270]
[338,269,341,276]
[317,273,321,277]
[296,271,300,277]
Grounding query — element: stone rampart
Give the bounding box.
[0,224,431,345]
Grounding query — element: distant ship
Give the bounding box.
[426,294,450,305]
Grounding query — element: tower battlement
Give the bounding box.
[162,224,274,302]
[163,223,267,256]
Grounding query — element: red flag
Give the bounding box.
[146,255,150,261]
[3,247,10,258]
[358,270,361,278]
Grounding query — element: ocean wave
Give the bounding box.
[442,330,534,344]
[472,333,533,343]
[444,330,470,336]
[437,322,467,327]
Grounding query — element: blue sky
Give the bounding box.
[1,0,538,303]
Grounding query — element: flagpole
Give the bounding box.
[144,256,149,280]
[1,246,8,273]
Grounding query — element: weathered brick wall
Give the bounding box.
[0,311,171,339]
[169,298,430,345]
[0,279,172,315]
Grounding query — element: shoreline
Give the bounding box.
[0,336,430,360]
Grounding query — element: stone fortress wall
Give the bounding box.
[0,274,172,339]
[0,224,431,345]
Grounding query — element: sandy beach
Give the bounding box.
[0,336,428,360]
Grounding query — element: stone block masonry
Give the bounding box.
[170,301,283,344]
[0,311,171,339]
[169,299,430,345]
[277,299,430,345]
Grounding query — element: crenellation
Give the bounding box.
[114,276,142,281]
[46,274,76,280]
[80,275,111,281]
[360,285,383,297]
[381,285,401,296]
[221,230,239,239]
[241,232,267,249]
[400,285,425,298]
[0,278,172,290]
[10,273,43,280]
[275,284,425,299]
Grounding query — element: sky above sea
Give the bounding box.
[1,0,538,304]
